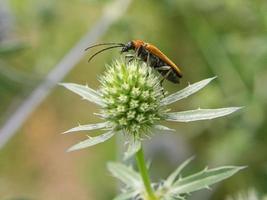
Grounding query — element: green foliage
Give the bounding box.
[108,158,245,200]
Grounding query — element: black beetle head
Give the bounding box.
[121,41,134,53]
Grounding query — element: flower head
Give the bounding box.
[61,59,241,158]
[99,60,166,137]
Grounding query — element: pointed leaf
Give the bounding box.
[165,157,195,187]
[124,139,141,160]
[169,166,245,194]
[163,197,179,200]
[165,107,242,122]
[161,77,216,106]
[107,162,142,189]
[63,122,109,134]
[113,191,139,200]
[60,83,104,106]
[67,131,115,152]
[153,125,175,132]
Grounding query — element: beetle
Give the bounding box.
[85,39,183,84]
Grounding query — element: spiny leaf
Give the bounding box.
[124,138,141,160]
[165,156,195,187]
[107,162,142,189]
[63,122,109,134]
[160,77,216,106]
[169,166,245,195]
[67,131,115,152]
[153,125,175,132]
[60,83,104,106]
[165,107,242,122]
[113,190,139,200]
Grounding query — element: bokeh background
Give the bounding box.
[0,0,267,199]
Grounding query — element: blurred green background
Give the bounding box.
[0,0,267,199]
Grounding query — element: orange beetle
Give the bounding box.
[85,39,183,84]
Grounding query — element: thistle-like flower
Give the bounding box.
[61,59,241,158]
[99,60,166,138]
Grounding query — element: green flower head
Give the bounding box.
[99,60,166,137]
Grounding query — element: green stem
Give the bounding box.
[135,146,157,200]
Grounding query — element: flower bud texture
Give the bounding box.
[100,60,166,137]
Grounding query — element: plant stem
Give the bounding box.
[135,146,157,200]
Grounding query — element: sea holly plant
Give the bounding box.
[108,158,245,200]
[61,59,244,200]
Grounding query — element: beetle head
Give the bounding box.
[121,41,134,53]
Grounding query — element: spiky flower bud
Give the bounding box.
[99,60,166,138]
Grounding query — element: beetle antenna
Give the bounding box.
[87,45,123,62]
[85,43,125,51]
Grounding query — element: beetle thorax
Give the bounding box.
[132,39,145,50]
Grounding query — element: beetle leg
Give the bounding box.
[157,66,171,71]
[135,47,141,58]
[125,54,134,62]
[160,67,172,85]
[157,67,172,96]
[125,53,134,58]
[125,53,140,62]
[128,57,135,63]
[146,52,150,66]
[126,54,142,63]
